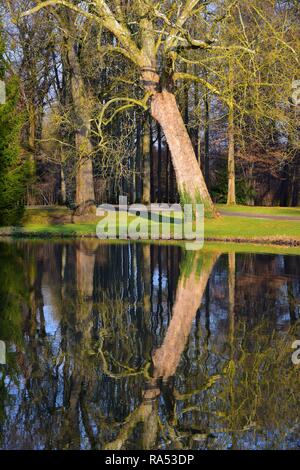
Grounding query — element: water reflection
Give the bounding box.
[0,241,299,450]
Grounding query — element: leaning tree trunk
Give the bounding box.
[150,89,216,217]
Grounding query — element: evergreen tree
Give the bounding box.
[0,32,26,226]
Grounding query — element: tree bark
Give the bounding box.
[63,15,96,215]
[150,88,216,217]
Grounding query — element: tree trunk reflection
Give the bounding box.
[105,250,219,450]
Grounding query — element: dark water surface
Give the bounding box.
[0,240,299,450]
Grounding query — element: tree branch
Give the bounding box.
[21,0,147,66]
[173,72,230,106]
[21,0,95,22]
[165,0,204,52]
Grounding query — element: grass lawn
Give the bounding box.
[205,215,300,240]
[1,205,300,248]
[217,204,300,217]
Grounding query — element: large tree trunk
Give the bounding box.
[64,16,96,216]
[74,135,95,215]
[150,89,216,217]
[138,13,216,215]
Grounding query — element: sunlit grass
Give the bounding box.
[218,204,300,217]
[1,206,300,250]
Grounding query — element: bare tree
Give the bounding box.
[21,0,229,216]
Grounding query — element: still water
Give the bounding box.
[0,240,299,450]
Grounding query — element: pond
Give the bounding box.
[0,240,299,450]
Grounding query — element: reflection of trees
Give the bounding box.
[0,242,300,450]
[152,252,220,380]
[105,251,220,450]
[0,242,26,441]
[58,241,96,449]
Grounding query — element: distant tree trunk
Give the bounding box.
[280,163,289,207]
[60,165,67,205]
[193,77,201,165]
[157,124,162,202]
[150,121,155,203]
[227,62,236,205]
[292,156,300,207]
[135,118,142,203]
[130,145,136,204]
[182,63,189,125]
[142,115,151,204]
[204,87,210,188]
[227,103,236,205]
[291,153,300,206]
[26,103,37,204]
[165,145,169,202]
[169,154,176,203]
[28,102,36,153]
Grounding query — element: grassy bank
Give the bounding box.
[1,205,300,248]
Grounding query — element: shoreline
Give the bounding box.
[2,204,300,249]
[1,228,300,247]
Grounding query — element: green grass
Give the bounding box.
[217,204,300,217]
[1,206,300,249]
[204,215,300,240]
[15,216,300,241]
[22,206,72,225]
